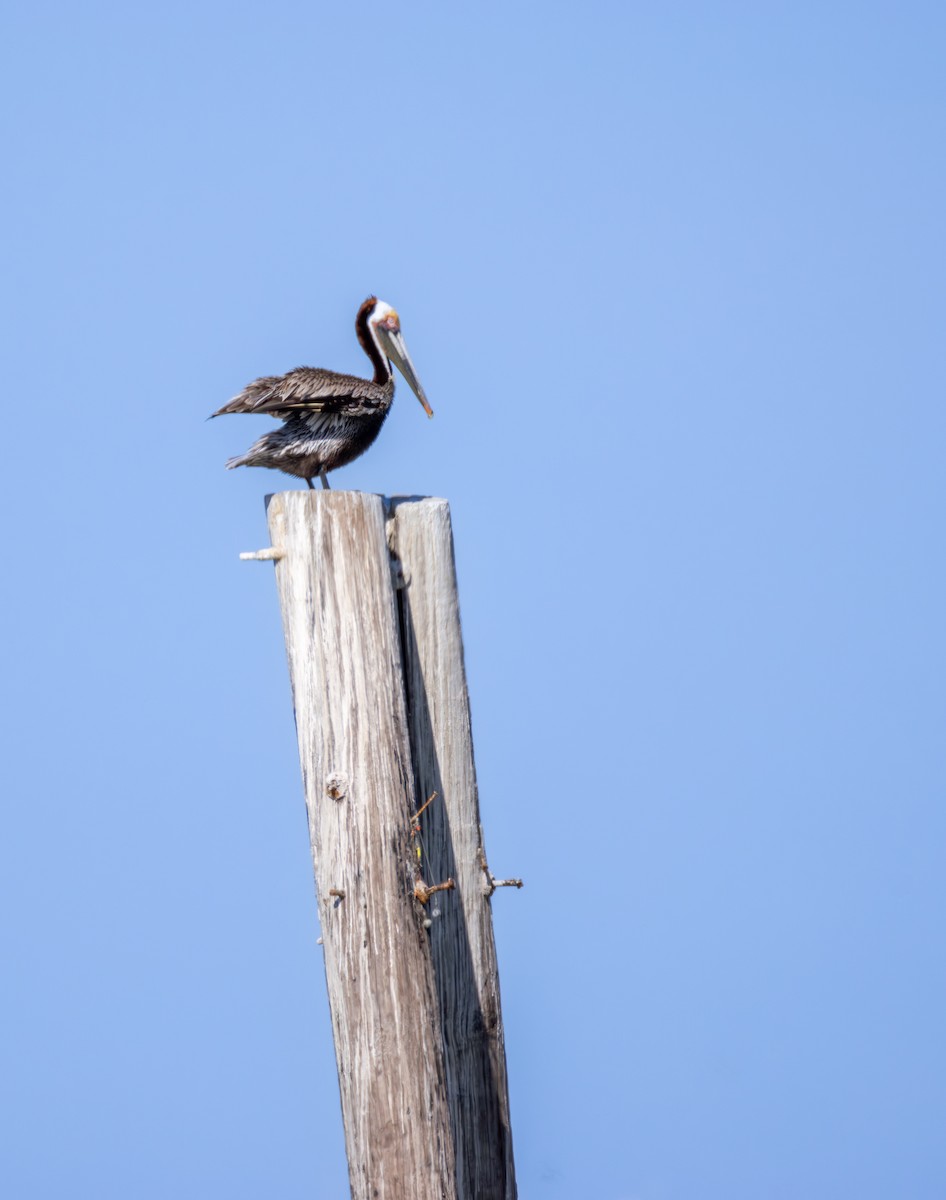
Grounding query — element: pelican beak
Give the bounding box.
[377,326,434,418]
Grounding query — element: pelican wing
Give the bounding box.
[212,368,385,419]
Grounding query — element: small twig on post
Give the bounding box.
[411,790,439,828]
[410,791,439,874]
[478,848,524,898]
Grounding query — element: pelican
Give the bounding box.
[212,296,433,489]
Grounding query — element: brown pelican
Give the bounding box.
[212,296,433,489]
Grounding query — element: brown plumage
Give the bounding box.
[212,297,433,489]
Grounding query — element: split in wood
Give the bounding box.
[478,848,524,898]
[239,547,285,561]
[414,878,455,905]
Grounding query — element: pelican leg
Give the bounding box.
[305,478,315,490]
[319,470,331,490]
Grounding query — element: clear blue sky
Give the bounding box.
[2,3,944,1197]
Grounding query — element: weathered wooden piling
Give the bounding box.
[390,497,517,1200]
[258,490,517,1200]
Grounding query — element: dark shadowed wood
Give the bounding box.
[389,497,518,1200]
[266,491,456,1200]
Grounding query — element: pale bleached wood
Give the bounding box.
[389,497,518,1200]
[266,491,456,1200]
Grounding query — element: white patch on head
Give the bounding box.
[369,300,397,327]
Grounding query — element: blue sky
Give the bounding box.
[2,3,945,1197]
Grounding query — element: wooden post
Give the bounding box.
[388,497,518,1200]
[265,491,455,1200]
[261,490,518,1200]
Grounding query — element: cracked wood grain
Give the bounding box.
[389,497,518,1200]
[267,490,456,1200]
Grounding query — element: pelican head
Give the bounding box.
[368,299,434,417]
